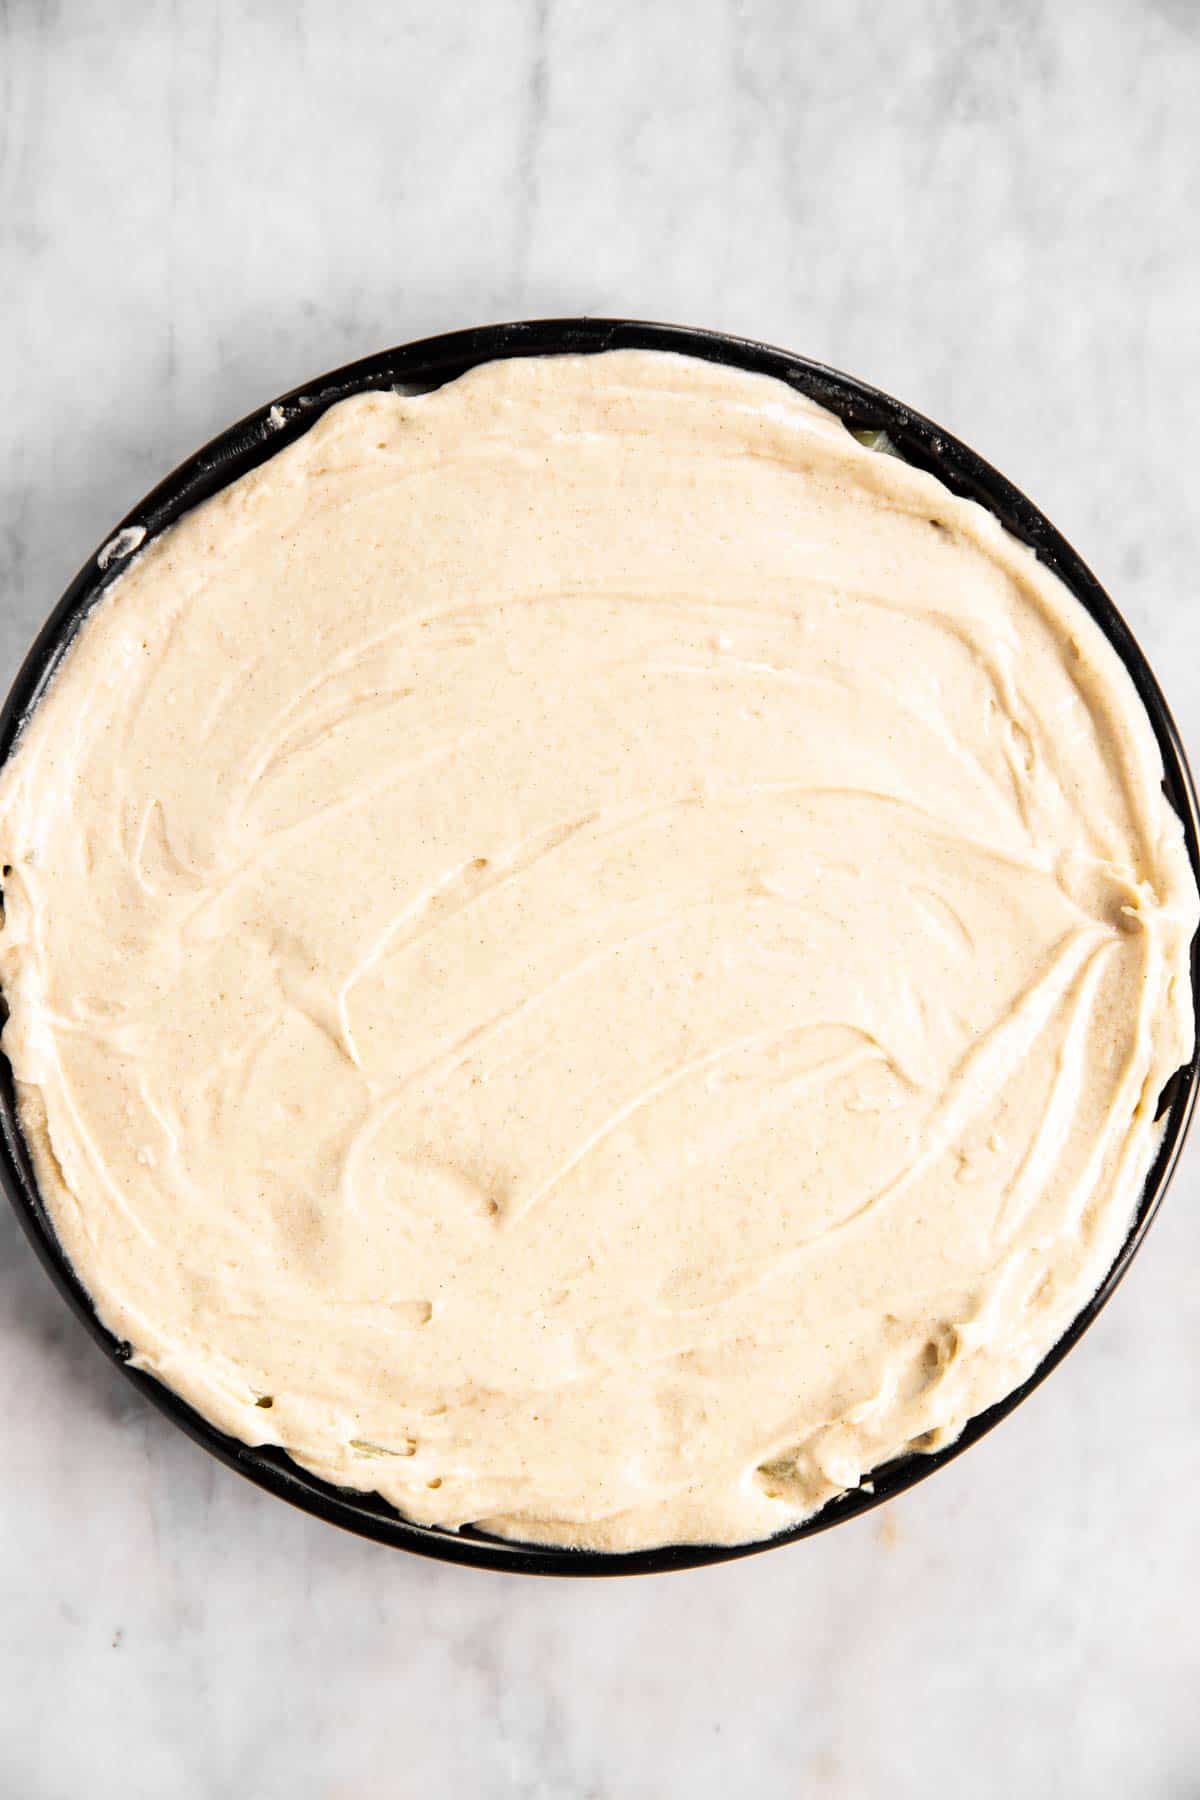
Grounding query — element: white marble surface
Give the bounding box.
[3,1,1200,1794]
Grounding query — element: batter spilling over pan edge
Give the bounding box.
[0,350,1195,1550]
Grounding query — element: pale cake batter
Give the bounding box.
[0,351,1195,1550]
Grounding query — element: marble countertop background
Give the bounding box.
[3,1,1199,1794]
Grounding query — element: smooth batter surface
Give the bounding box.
[1,352,1195,1550]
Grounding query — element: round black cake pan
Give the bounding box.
[1,319,1196,1575]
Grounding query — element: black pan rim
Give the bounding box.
[1,316,1196,1578]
